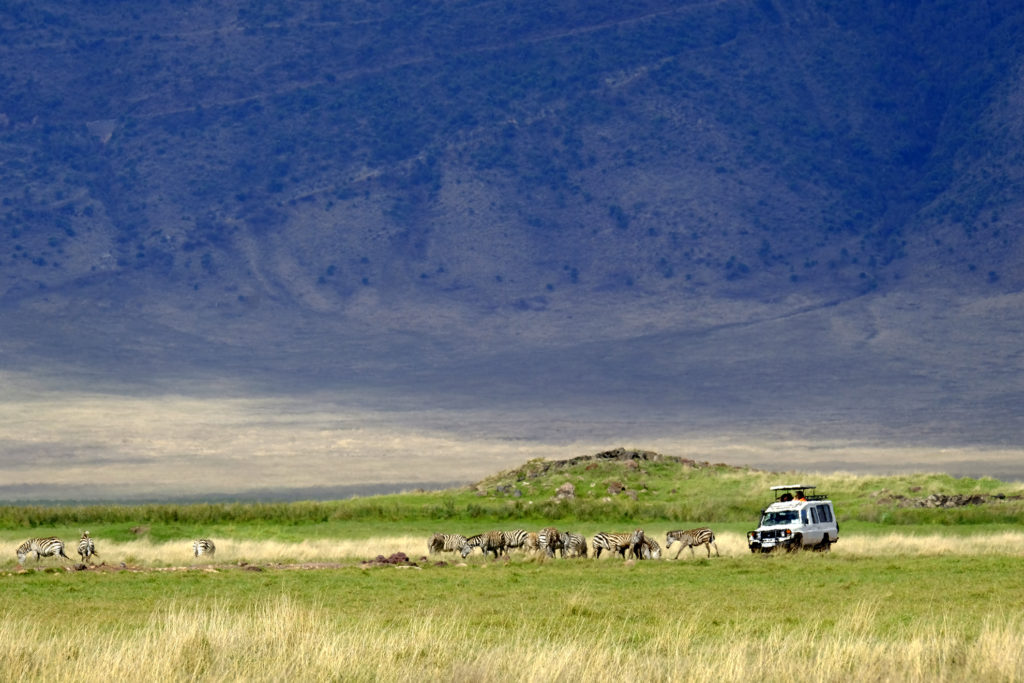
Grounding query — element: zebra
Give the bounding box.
[665,527,719,559]
[591,531,634,559]
[192,539,216,558]
[461,531,506,559]
[538,527,564,558]
[77,531,98,564]
[502,529,529,553]
[523,532,540,555]
[638,536,661,560]
[629,529,647,560]
[559,531,588,558]
[16,537,71,565]
[428,533,468,555]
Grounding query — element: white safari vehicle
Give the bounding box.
[747,485,838,553]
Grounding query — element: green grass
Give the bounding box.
[4,553,1022,632]
[2,554,1022,681]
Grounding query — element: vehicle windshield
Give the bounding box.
[761,510,798,526]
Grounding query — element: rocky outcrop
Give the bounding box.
[876,491,1021,508]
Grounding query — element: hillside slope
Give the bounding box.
[1,1,1021,320]
[0,1,1022,484]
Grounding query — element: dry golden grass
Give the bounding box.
[832,531,1024,556]
[0,596,1021,682]
[615,530,1024,559]
[6,530,1024,569]
[1,535,431,567]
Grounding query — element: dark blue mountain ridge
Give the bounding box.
[0,0,1022,458]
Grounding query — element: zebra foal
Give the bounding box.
[638,536,661,560]
[559,532,588,558]
[538,527,564,558]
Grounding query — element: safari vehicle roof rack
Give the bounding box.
[769,485,827,501]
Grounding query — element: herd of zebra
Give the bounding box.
[12,532,217,566]
[12,527,718,567]
[429,526,720,561]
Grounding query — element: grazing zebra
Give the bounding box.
[461,531,506,559]
[638,536,661,560]
[665,527,719,559]
[16,537,71,565]
[192,539,216,558]
[523,532,540,555]
[502,529,529,553]
[538,527,564,558]
[559,532,588,558]
[78,531,98,564]
[428,533,468,555]
[591,532,634,559]
[629,529,647,560]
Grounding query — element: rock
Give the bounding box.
[555,482,576,500]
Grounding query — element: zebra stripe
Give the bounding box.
[16,537,71,565]
[591,532,634,559]
[502,529,529,552]
[461,530,506,559]
[538,527,564,558]
[428,533,467,555]
[665,527,719,558]
[193,539,216,558]
[559,532,588,558]
[78,531,98,564]
[638,536,661,560]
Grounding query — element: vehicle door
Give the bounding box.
[816,503,837,541]
[804,505,826,545]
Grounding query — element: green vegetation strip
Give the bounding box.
[2,457,1023,538]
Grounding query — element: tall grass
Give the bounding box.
[1,596,1020,682]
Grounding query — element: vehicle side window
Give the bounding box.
[800,509,808,524]
[810,507,820,523]
[821,506,833,523]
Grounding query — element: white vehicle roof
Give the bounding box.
[770,484,816,491]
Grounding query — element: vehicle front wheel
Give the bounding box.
[787,534,803,552]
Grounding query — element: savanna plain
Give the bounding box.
[3,455,1024,682]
